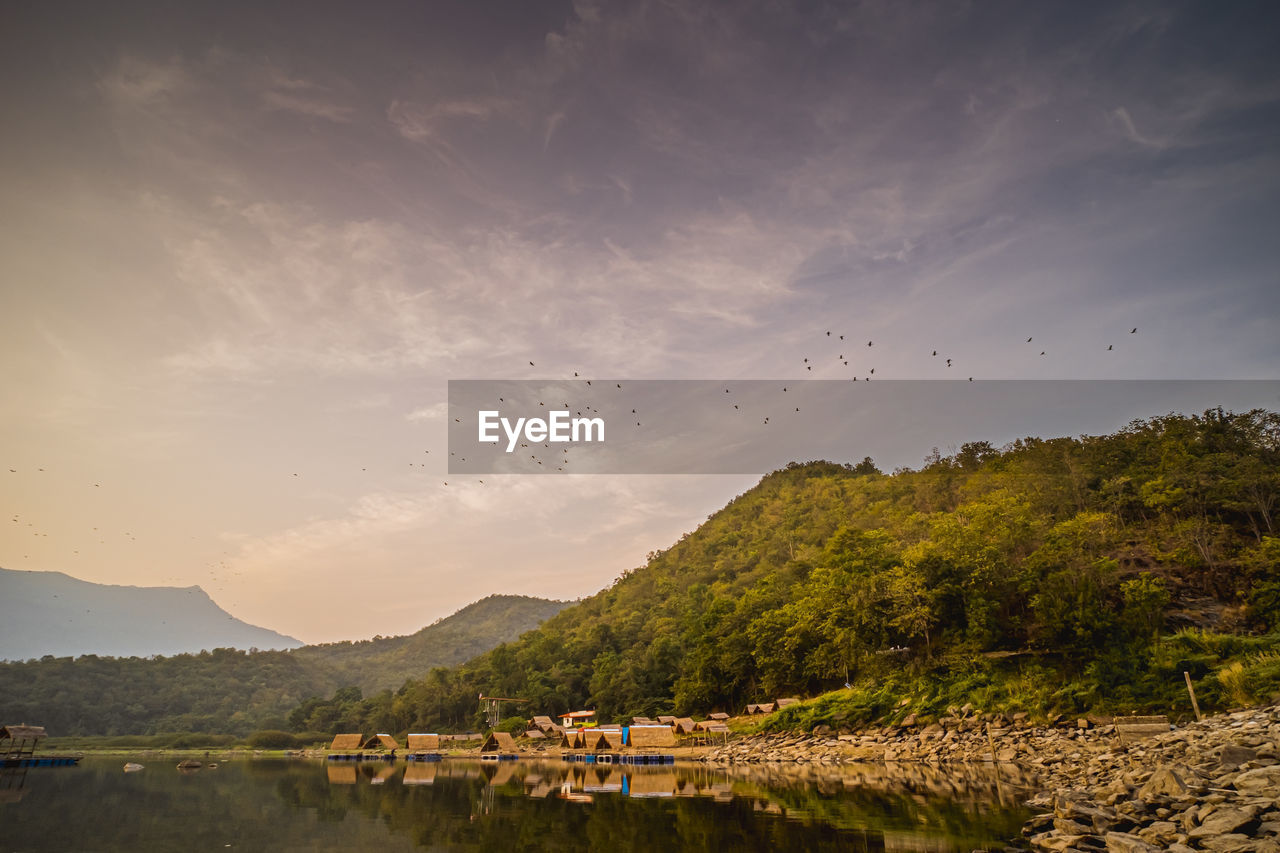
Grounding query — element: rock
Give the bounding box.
[812,725,832,736]
[1138,768,1189,799]
[1234,765,1280,795]
[1200,834,1261,853]
[901,713,918,728]
[1030,832,1089,852]
[1078,718,1091,729]
[1220,744,1259,767]
[1188,805,1260,839]
[1137,821,1178,845]
[1104,832,1161,853]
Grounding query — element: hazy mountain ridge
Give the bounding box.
[0,589,569,735]
[0,568,301,661]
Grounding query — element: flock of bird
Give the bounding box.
[4,327,1141,590]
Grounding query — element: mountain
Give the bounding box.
[0,591,569,736]
[0,568,301,661]
[290,594,573,694]
[337,408,1280,733]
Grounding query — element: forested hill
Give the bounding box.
[0,594,568,735]
[314,408,1279,735]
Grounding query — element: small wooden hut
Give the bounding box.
[672,718,697,735]
[362,733,400,751]
[530,715,558,733]
[775,697,799,709]
[656,715,676,724]
[328,733,363,751]
[590,729,623,751]
[708,712,730,721]
[627,725,677,748]
[481,731,517,753]
[406,733,439,751]
[525,729,546,739]
[0,725,47,759]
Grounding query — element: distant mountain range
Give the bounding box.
[0,567,302,661]
[0,576,571,735]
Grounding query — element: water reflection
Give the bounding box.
[1,757,1030,852]
[323,757,1033,849]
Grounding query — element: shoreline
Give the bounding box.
[700,703,1280,852]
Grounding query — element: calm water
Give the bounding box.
[2,757,1032,852]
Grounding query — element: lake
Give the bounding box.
[1,756,1032,851]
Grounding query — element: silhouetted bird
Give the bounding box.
[932,351,937,356]
[867,341,872,346]
[530,361,535,365]
[826,331,831,336]
[1131,328,1137,333]
[1027,337,1032,342]
[1108,345,1113,350]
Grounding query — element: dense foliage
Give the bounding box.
[0,594,567,735]
[320,409,1279,734]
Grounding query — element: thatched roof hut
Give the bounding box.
[530,715,557,732]
[672,717,697,735]
[481,731,517,752]
[406,733,439,751]
[0,725,46,758]
[631,716,654,725]
[627,725,677,748]
[525,729,546,739]
[708,712,730,721]
[775,697,799,708]
[656,715,676,724]
[362,733,399,751]
[560,729,586,749]
[590,729,623,751]
[749,702,776,714]
[328,733,363,751]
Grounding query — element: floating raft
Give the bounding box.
[2,756,81,768]
[326,753,395,762]
[562,753,674,765]
[479,753,518,762]
[405,752,443,762]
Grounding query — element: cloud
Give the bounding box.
[1111,106,1168,149]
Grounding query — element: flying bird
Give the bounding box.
[1131,328,1137,333]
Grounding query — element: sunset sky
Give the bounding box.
[2,1,1278,645]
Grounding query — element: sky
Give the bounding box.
[2,1,1278,645]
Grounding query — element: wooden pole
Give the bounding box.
[1184,671,1203,722]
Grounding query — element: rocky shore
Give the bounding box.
[703,703,1280,852]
